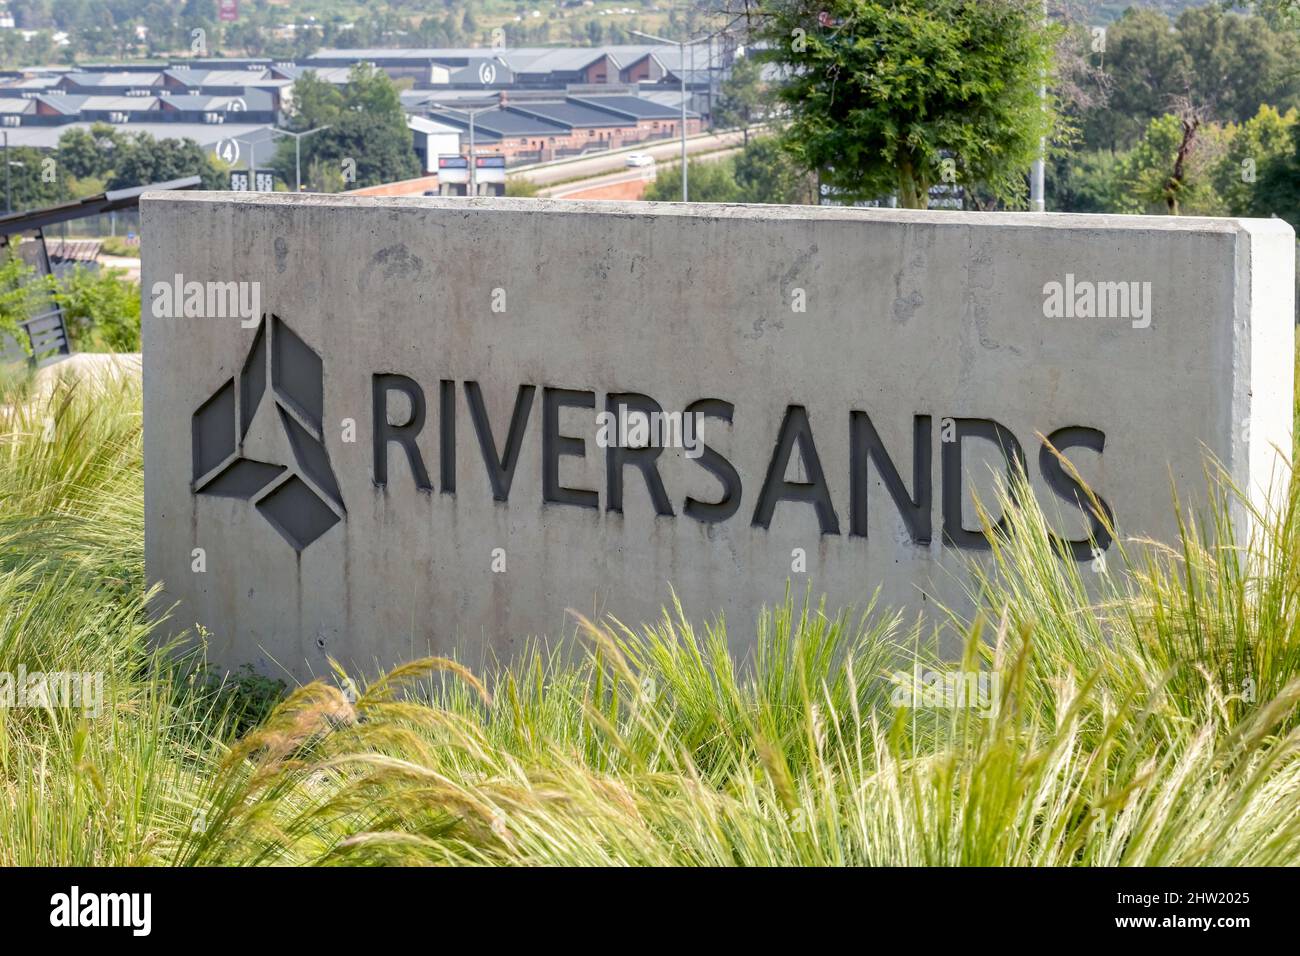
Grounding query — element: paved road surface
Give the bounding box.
[99,255,141,281]
[540,147,743,199]
[518,129,748,186]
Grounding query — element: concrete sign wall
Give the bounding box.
[142,194,1294,679]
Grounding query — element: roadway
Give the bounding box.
[515,128,749,187]
[539,146,743,199]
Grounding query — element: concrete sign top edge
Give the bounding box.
[139,190,1294,238]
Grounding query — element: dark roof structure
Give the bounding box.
[569,95,696,120]
[508,101,635,129]
[0,176,201,236]
[428,107,567,141]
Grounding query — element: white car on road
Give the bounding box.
[624,152,655,168]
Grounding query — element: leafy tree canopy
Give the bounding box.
[751,0,1059,208]
[274,64,419,191]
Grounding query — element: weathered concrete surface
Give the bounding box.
[35,352,141,398]
[142,194,1294,681]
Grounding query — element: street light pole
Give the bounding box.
[631,28,709,203]
[430,103,495,197]
[462,107,496,196]
[270,126,330,192]
[686,40,696,201]
[707,37,714,132]
[2,131,10,215]
[230,136,254,188]
[1030,0,1047,212]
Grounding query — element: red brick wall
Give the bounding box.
[581,56,614,84]
[485,124,634,162]
[621,57,660,83]
[630,117,704,140]
[475,117,703,163]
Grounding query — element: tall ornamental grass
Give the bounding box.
[1,366,1298,866]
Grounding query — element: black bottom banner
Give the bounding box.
[0,866,1281,942]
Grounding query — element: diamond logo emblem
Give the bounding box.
[191,314,345,551]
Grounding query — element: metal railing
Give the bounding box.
[0,307,72,368]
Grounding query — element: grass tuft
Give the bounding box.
[1,367,1298,865]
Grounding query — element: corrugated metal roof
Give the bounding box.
[33,94,86,114]
[307,47,491,60]
[173,68,273,86]
[570,95,698,120]
[77,95,161,111]
[283,66,356,84]
[45,238,102,263]
[507,48,610,74]
[447,61,513,84]
[407,115,463,135]
[0,121,275,149]
[64,71,165,87]
[3,76,62,90]
[307,43,720,74]
[639,90,692,110]
[509,101,634,128]
[171,58,272,69]
[159,90,275,111]
[428,106,565,138]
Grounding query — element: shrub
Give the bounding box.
[0,247,55,345]
[644,157,743,203]
[98,235,139,258]
[505,176,540,197]
[55,265,141,352]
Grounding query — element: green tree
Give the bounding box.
[0,244,52,341]
[55,266,141,352]
[303,157,346,194]
[342,62,406,119]
[50,124,223,197]
[732,136,816,204]
[644,158,743,203]
[1077,6,1300,154]
[282,71,346,132]
[505,177,540,198]
[1047,149,1125,214]
[1253,119,1300,228]
[1247,0,1300,27]
[276,64,418,191]
[1177,5,1300,124]
[1213,104,1296,216]
[752,0,1058,209]
[3,146,69,212]
[293,110,416,191]
[713,53,766,142]
[1114,112,1229,216]
[1080,8,1191,152]
[55,124,125,181]
[108,133,226,191]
